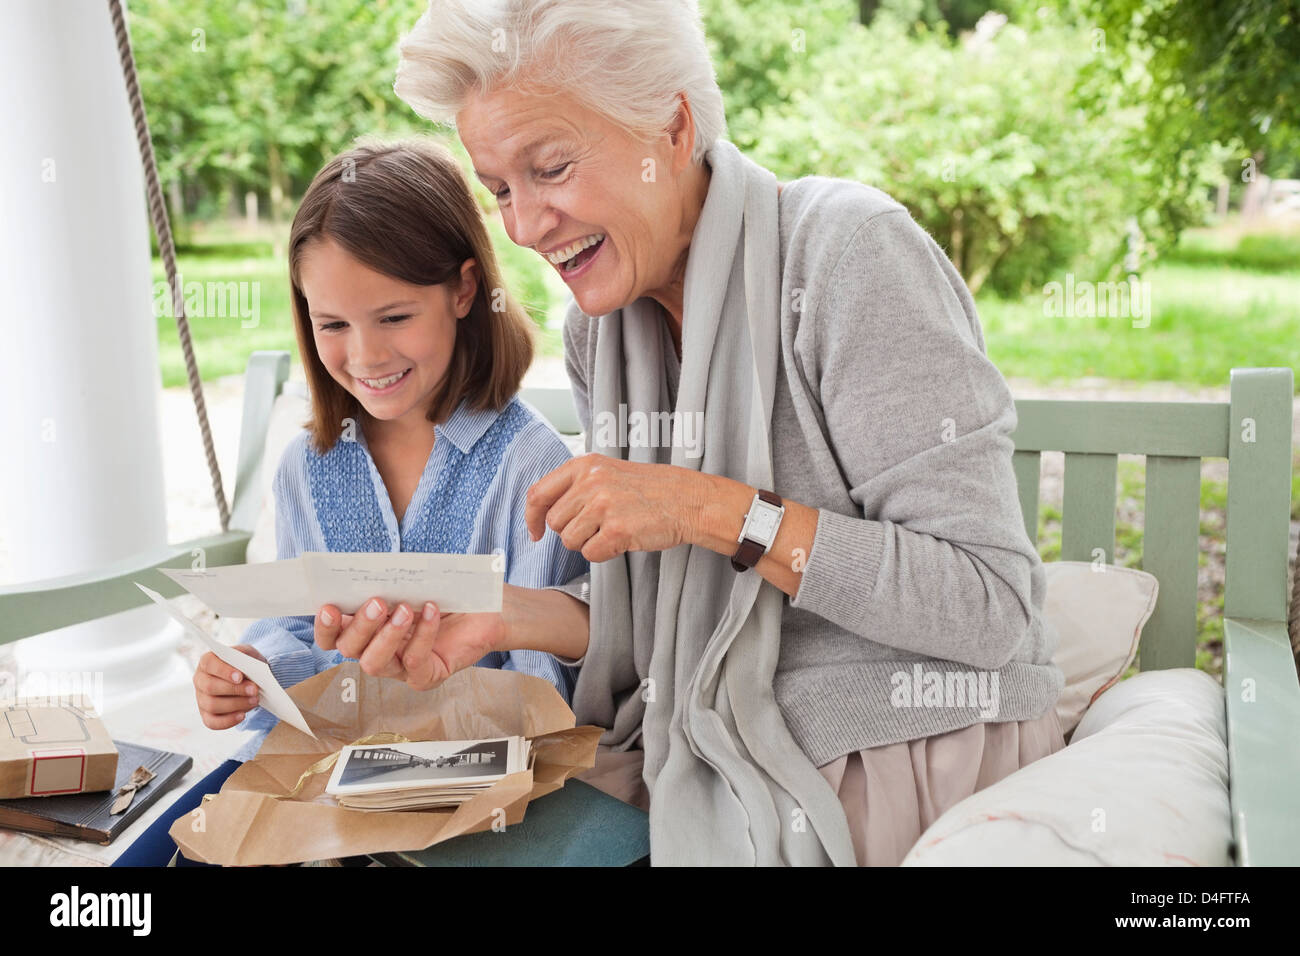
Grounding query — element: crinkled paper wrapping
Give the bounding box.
[169,663,601,865]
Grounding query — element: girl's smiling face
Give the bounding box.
[298,236,479,438]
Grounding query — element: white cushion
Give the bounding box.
[1044,561,1158,736]
[900,668,1231,866]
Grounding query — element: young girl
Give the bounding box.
[114,137,587,866]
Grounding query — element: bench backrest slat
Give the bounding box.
[1060,451,1118,565]
[1225,369,1294,622]
[229,351,291,533]
[1140,454,1203,670]
[1011,400,1229,457]
[1011,450,1041,545]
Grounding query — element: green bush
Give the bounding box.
[1166,231,1300,274]
[707,1,1224,297]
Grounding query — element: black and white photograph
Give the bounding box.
[328,737,524,795]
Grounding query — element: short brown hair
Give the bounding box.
[288,135,534,454]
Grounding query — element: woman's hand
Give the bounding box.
[314,597,504,691]
[193,644,267,730]
[524,454,708,562]
[392,609,506,691]
[526,454,821,599]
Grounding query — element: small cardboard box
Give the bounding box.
[0,701,119,798]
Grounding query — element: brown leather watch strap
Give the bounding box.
[731,538,766,573]
[731,489,783,572]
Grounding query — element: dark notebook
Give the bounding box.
[370,778,651,867]
[0,740,191,845]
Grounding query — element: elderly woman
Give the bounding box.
[338,0,1066,866]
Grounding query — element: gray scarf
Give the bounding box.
[571,139,857,865]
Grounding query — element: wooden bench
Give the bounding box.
[1,352,1295,865]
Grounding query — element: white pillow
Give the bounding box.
[1044,561,1158,736]
[900,668,1231,866]
[212,384,311,646]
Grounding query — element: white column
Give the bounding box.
[0,0,188,711]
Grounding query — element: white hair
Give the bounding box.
[394,0,727,163]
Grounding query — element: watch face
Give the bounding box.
[748,507,778,542]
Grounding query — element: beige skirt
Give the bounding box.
[576,707,1065,866]
[817,707,1066,866]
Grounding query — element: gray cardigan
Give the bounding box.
[552,174,1064,767]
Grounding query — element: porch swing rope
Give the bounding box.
[108,0,231,534]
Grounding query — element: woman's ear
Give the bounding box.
[454,258,480,318]
[667,92,697,174]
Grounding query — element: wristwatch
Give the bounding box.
[731,489,785,572]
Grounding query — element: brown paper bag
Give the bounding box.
[169,663,601,865]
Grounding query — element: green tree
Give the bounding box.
[706,1,1223,294]
[860,0,1005,33]
[1086,0,1298,160]
[130,0,426,235]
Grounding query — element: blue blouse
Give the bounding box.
[232,395,589,761]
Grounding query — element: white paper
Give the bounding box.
[157,551,503,617]
[302,552,503,615]
[159,559,315,618]
[134,583,318,739]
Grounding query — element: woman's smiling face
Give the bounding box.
[457,87,694,319]
[299,236,477,436]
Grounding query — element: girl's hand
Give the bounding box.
[193,644,267,730]
[523,454,705,562]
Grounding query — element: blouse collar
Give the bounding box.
[351,397,506,456]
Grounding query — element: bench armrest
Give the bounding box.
[0,530,251,646]
[1222,615,1300,865]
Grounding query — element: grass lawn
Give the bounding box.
[979,229,1300,387]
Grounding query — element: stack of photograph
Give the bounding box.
[325,737,532,811]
